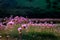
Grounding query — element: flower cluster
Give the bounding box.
[0,15,28,30]
[0,15,57,30]
[18,24,28,33]
[28,23,56,28]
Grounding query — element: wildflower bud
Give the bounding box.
[21,24,27,29]
[18,27,22,34]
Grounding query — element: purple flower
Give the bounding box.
[21,24,28,29]
[18,27,22,31]
[18,27,22,34]
[7,21,14,25]
[6,21,14,29]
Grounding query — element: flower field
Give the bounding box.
[0,16,60,40]
[0,24,60,40]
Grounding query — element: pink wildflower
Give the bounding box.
[18,27,22,31]
[6,21,14,29]
[18,27,22,33]
[14,16,19,19]
[21,24,28,29]
[7,21,14,25]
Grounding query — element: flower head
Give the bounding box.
[18,27,22,34]
[6,21,14,29]
[7,21,14,25]
[18,27,22,31]
[21,24,28,29]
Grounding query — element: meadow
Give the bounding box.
[0,16,60,40]
[0,24,60,40]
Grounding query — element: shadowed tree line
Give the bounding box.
[0,0,60,18]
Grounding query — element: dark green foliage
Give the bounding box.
[27,0,34,2]
[0,0,17,8]
[0,0,60,18]
[22,32,58,40]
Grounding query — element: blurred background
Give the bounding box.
[0,0,60,18]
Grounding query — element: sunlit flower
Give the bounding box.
[21,24,28,29]
[7,21,14,25]
[6,21,14,29]
[18,27,22,31]
[18,27,22,34]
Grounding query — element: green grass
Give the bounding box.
[0,24,60,40]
